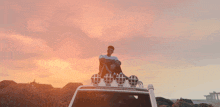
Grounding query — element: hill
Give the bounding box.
[0,80,82,107]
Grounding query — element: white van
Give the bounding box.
[68,74,157,107]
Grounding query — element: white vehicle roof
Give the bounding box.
[77,85,149,94]
[68,74,158,107]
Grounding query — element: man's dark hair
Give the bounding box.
[108,45,114,50]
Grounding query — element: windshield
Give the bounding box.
[72,91,152,107]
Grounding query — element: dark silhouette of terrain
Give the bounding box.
[0,80,216,107]
[156,97,214,107]
[0,80,82,107]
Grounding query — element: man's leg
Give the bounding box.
[114,66,129,79]
[114,66,122,74]
[101,69,107,78]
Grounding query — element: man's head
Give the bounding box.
[107,45,114,56]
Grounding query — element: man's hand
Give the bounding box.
[115,60,121,66]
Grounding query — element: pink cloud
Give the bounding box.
[148,17,220,40]
[52,36,82,59]
[0,32,53,54]
[1,0,198,43]
[0,73,9,77]
[26,19,49,32]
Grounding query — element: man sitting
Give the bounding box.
[98,46,124,78]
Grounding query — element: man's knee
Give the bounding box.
[115,60,121,66]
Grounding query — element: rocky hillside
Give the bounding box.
[156,97,214,107]
[0,80,82,107]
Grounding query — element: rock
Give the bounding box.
[156,97,174,106]
[172,98,214,107]
[30,82,53,90]
[179,98,194,104]
[0,80,17,89]
[62,82,83,90]
[157,101,170,106]
[193,104,200,107]
[0,81,83,107]
[199,103,213,107]
[172,100,194,107]
[0,84,44,106]
[159,105,171,107]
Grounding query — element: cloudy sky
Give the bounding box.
[1,0,220,99]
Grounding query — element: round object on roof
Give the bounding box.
[116,73,126,85]
[91,74,101,85]
[128,75,139,87]
[103,73,114,84]
[137,81,143,88]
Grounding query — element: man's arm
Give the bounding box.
[113,56,121,66]
[99,58,106,64]
[99,57,106,75]
[99,64,102,75]
[99,55,105,74]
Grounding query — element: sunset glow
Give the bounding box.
[1,0,220,99]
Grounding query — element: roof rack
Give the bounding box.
[91,73,144,88]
